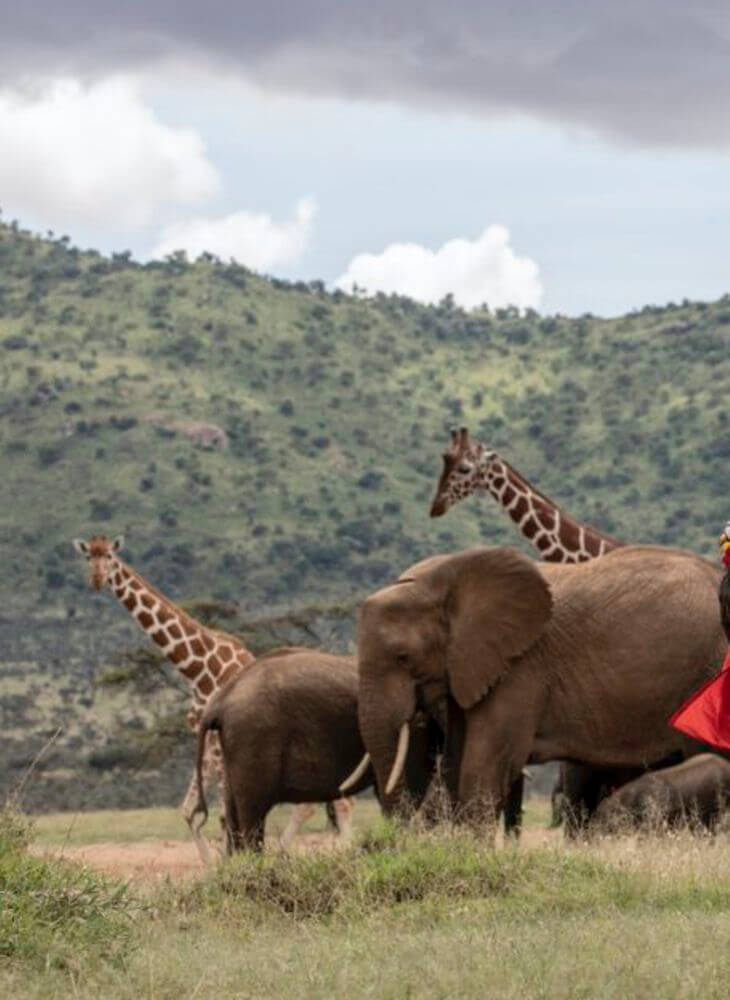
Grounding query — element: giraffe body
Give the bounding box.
[73,535,352,859]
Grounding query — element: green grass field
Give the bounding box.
[5,801,730,999]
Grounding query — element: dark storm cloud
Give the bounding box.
[4,1,730,146]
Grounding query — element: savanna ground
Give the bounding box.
[4,797,730,999]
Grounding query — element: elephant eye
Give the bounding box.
[396,651,409,665]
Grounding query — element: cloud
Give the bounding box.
[0,77,219,230]
[149,197,317,270]
[335,224,542,310]
[2,3,730,147]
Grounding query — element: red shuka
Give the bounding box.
[669,649,730,751]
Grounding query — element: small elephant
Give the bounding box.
[551,753,686,835]
[592,754,730,833]
[194,647,441,851]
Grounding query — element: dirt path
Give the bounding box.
[30,832,343,881]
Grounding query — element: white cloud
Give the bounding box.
[336,224,543,310]
[0,77,219,230]
[149,198,317,271]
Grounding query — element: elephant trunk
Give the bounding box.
[358,677,415,810]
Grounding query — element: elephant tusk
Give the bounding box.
[339,752,371,793]
[385,722,410,797]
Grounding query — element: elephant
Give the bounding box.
[193,647,442,851]
[356,544,725,826]
[550,754,685,835]
[592,754,730,833]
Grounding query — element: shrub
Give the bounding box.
[0,807,138,971]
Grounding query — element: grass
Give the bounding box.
[0,807,139,977]
[7,800,730,998]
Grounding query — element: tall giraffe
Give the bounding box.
[430,426,624,562]
[73,535,352,861]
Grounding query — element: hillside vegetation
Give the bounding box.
[2,219,727,622]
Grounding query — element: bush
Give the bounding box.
[0,807,139,971]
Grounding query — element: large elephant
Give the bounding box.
[593,753,730,833]
[194,647,441,850]
[356,545,725,823]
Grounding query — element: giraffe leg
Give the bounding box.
[181,767,214,866]
[332,797,354,843]
[279,803,316,849]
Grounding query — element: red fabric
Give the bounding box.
[669,649,730,750]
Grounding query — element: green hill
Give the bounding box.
[2,219,727,620]
[1,218,728,809]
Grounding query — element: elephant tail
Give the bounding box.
[194,704,223,828]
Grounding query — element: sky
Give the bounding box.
[3,2,730,316]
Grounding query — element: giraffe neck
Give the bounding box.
[477,457,621,563]
[106,557,254,708]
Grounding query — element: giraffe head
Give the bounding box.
[73,534,125,590]
[430,427,496,517]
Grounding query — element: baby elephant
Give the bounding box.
[592,754,730,834]
[194,647,372,851]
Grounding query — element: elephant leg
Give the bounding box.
[229,815,267,852]
[457,674,544,830]
[502,773,524,840]
[561,763,600,839]
[325,801,338,830]
[224,783,269,853]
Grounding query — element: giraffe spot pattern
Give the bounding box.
[123,594,137,612]
[137,610,154,629]
[151,629,169,647]
[169,642,189,664]
[181,661,204,679]
[511,495,529,521]
[219,645,233,663]
[140,593,156,610]
[522,516,539,537]
[198,674,214,696]
[168,623,183,640]
[190,636,206,657]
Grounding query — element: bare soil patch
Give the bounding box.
[29,832,344,881]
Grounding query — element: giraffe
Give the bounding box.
[73,534,353,861]
[430,426,624,562]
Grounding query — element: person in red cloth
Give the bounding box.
[670,522,730,750]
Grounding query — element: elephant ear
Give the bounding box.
[443,548,553,710]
